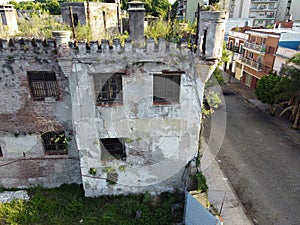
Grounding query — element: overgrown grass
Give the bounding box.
[0,184,184,225]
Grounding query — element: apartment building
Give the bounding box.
[227,27,250,80]
[276,0,300,22]
[229,0,278,26]
[227,22,300,88]
[176,0,210,22]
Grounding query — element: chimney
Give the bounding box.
[52,30,71,57]
[128,1,145,45]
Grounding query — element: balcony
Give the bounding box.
[243,41,266,54]
[241,57,262,71]
[227,45,240,53]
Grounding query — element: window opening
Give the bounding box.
[94,74,123,105]
[28,71,59,100]
[41,131,68,155]
[72,13,79,27]
[202,29,207,54]
[153,74,181,104]
[0,146,3,157]
[102,11,107,32]
[101,138,126,160]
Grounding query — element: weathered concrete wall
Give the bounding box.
[197,11,228,60]
[63,39,215,196]
[60,2,119,40]
[0,38,81,188]
[0,7,227,194]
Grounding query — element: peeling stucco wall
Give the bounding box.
[0,39,81,188]
[66,40,216,196]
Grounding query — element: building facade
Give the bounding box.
[0,3,228,196]
[276,0,300,22]
[227,27,249,80]
[229,0,278,26]
[227,25,300,88]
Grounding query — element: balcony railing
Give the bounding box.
[244,41,266,53]
[241,57,262,71]
[227,45,240,53]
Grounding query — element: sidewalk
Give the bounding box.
[202,142,254,225]
[221,71,300,143]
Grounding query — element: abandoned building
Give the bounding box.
[0,1,227,196]
[0,4,18,35]
[60,1,121,40]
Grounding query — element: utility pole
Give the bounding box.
[194,3,201,53]
[69,6,76,39]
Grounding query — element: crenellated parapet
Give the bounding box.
[0,37,192,59]
[0,37,57,57]
[68,38,191,58]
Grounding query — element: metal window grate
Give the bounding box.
[153,74,181,104]
[41,131,67,155]
[28,71,59,100]
[94,74,123,105]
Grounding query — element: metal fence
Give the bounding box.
[184,192,220,225]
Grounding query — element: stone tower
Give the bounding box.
[0,4,18,35]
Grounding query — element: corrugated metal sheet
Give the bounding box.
[184,192,219,225]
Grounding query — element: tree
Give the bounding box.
[255,75,281,106]
[152,0,171,18]
[255,53,300,129]
[274,55,300,129]
[41,0,61,15]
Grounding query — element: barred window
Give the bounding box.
[101,138,126,160]
[153,74,181,104]
[94,74,123,105]
[28,71,59,100]
[41,131,67,155]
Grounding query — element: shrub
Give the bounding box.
[195,172,208,193]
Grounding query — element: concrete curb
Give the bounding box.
[201,140,254,225]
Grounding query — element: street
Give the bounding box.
[205,86,300,225]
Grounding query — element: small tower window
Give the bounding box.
[0,146,3,157]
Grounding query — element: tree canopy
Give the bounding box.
[255,53,300,128]
[9,0,172,17]
[255,75,281,105]
[121,0,171,18]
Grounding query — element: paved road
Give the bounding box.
[210,86,300,225]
